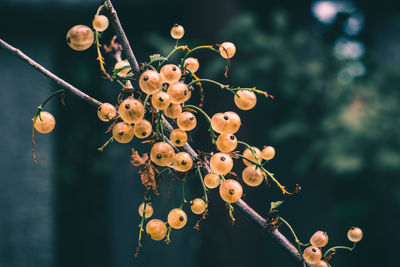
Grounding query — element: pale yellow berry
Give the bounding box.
[112,122,134,143]
[34,111,55,134]
[146,219,167,241]
[347,227,363,242]
[183,57,199,73]
[310,231,329,248]
[204,173,220,189]
[133,119,152,138]
[242,147,262,166]
[216,133,237,152]
[191,198,207,214]
[66,25,94,51]
[151,91,171,110]
[92,15,109,32]
[118,98,144,123]
[234,90,257,110]
[167,208,187,229]
[160,64,181,83]
[164,103,182,119]
[177,111,197,131]
[139,70,162,94]
[210,153,233,175]
[261,146,276,160]
[242,165,264,187]
[170,129,188,147]
[219,42,236,59]
[97,103,116,122]
[114,60,131,77]
[150,142,175,167]
[170,24,184,39]
[138,202,153,218]
[219,179,243,203]
[172,152,193,172]
[303,246,322,265]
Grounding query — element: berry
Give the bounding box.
[170,129,188,147]
[172,152,193,172]
[210,153,233,175]
[234,90,257,110]
[34,111,55,134]
[310,261,329,267]
[224,111,241,133]
[219,179,243,203]
[139,70,162,94]
[303,246,322,265]
[150,142,175,166]
[66,25,94,51]
[114,60,131,77]
[216,133,237,152]
[183,57,199,73]
[133,119,152,139]
[138,202,153,218]
[219,42,236,59]
[160,64,181,83]
[177,112,197,131]
[310,231,329,248]
[97,103,116,122]
[242,147,262,166]
[92,15,109,32]
[204,173,220,189]
[167,82,191,104]
[170,24,184,39]
[151,91,171,110]
[211,112,241,134]
[118,98,144,123]
[261,146,275,160]
[164,103,182,119]
[242,165,264,187]
[112,122,134,143]
[347,227,363,242]
[167,208,187,229]
[146,219,167,241]
[191,198,207,214]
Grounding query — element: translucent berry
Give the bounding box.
[204,173,221,189]
[97,103,116,122]
[167,208,187,229]
[191,198,207,214]
[172,152,193,172]
[133,119,152,139]
[219,179,243,203]
[66,25,94,51]
[216,133,237,152]
[310,261,329,267]
[146,219,167,241]
[347,227,363,242]
[303,246,322,265]
[242,165,264,187]
[242,147,262,166]
[177,112,197,131]
[92,15,109,32]
[118,98,144,123]
[183,57,199,73]
[138,202,153,219]
[234,90,257,110]
[151,91,171,110]
[211,113,231,134]
[139,70,162,95]
[114,60,131,77]
[170,129,188,147]
[167,82,191,104]
[170,24,184,39]
[112,122,134,143]
[34,111,55,134]
[160,64,181,83]
[210,153,233,175]
[150,142,175,166]
[225,111,241,134]
[310,231,329,248]
[164,103,182,119]
[219,42,236,59]
[261,146,276,160]
[211,112,241,134]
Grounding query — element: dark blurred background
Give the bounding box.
[0,0,399,266]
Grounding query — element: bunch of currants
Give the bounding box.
[30,2,363,264]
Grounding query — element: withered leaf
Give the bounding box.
[139,163,158,194]
[130,148,149,166]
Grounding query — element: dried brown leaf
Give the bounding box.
[130,149,149,166]
[139,163,158,194]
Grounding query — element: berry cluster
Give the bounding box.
[29,2,363,265]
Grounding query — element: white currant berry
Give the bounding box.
[191,198,207,214]
[138,202,153,218]
[310,231,329,248]
[303,246,322,265]
[234,90,257,110]
[139,70,162,94]
[160,64,181,83]
[97,103,116,122]
[219,179,243,203]
[170,24,184,39]
[219,42,236,59]
[347,227,363,242]
[66,25,94,51]
[183,57,199,73]
[114,60,131,77]
[34,111,55,134]
[210,153,233,175]
[92,15,109,32]
[261,146,275,160]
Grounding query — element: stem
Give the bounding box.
[184,104,216,144]
[180,176,187,209]
[323,243,357,257]
[105,0,140,74]
[187,78,225,88]
[237,140,261,165]
[37,89,64,110]
[196,166,208,203]
[181,45,219,64]
[278,217,306,267]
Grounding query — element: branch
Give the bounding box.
[0,39,102,107]
[0,14,308,267]
[105,0,140,74]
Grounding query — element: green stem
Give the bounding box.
[237,140,261,165]
[187,78,225,88]
[278,217,306,267]
[143,94,150,110]
[196,166,208,203]
[181,45,219,65]
[37,89,64,110]
[155,167,170,181]
[323,243,357,257]
[180,176,187,208]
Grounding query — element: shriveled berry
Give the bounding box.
[97,103,116,122]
